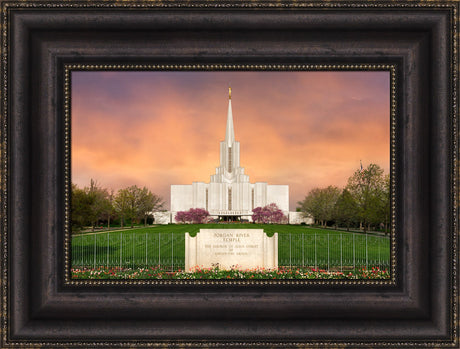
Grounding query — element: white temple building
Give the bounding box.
[169,88,290,223]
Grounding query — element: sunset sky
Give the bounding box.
[71,71,390,210]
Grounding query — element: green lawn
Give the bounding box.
[71,224,390,271]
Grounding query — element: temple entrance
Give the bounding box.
[219,216,241,222]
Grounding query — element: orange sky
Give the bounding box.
[71,71,390,210]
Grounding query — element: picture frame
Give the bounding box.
[1,0,458,347]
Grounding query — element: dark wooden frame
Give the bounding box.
[1,0,458,347]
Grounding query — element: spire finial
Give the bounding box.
[225,87,235,146]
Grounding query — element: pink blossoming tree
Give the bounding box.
[175,208,210,224]
[252,203,288,224]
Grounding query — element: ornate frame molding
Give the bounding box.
[1,1,458,347]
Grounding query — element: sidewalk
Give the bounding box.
[74,225,159,236]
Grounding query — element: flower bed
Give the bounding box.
[71,266,390,280]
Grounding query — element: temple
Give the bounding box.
[170,88,289,222]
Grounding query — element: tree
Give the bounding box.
[346,163,387,232]
[297,186,341,227]
[71,183,92,232]
[102,189,115,230]
[86,179,111,231]
[297,188,322,225]
[377,174,390,234]
[252,203,288,224]
[334,189,358,231]
[188,208,210,224]
[118,186,140,228]
[113,187,131,228]
[71,180,112,232]
[175,210,190,224]
[115,185,165,228]
[175,208,210,224]
[136,187,164,226]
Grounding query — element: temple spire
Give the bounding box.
[225,87,235,147]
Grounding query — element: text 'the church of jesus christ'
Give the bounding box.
[170,88,290,222]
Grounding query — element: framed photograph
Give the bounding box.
[69,68,393,281]
[1,0,458,347]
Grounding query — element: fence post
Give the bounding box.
[93,234,96,269]
[327,233,330,271]
[366,233,368,269]
[107,233,109,268]
[302,233,304,267]
[120,233,122,268]
[353,234,355,271]
[73,236,75,268]
[145,232,148,267]
[340,233,343,272]
[314,233,317,270]
[132,233,135,269]
[83,236,85,267]
[289,233,292,269]
[171,232,174,271]
[77,236,79,267]
[158,233,161,267]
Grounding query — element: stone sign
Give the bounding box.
[185,229,278,271]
